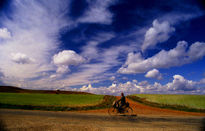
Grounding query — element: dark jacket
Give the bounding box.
[120,96,126,105]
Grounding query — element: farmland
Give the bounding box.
[132,94,205,109]
[0,93,104,107]
[1,88,205,131]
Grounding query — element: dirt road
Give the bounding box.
[0,97,205,131]
[0,109,204,131]
[83,97,205,117]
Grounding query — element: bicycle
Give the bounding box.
[108,100,134,116]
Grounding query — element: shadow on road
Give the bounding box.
[0,119,7,131]
[202,118,205,131]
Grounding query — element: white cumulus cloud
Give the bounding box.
[145,69,162,80]
[71,74,204,95]
[0,28,11,39]
[118,41,205,74]
[142,19,175,51]
[53,50,86,73]
[166,75,197,91]
[56,65,69,74]
[78,82,141,96]
[11,53,34,64]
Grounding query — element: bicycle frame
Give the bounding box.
[109,101,133,115]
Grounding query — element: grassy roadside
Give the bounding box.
[127,95,205,113]
[134,94,205,109]
[0,94,116,111]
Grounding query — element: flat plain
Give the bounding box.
[0,93,104,106]
[0,87,205,131]
[133,94,205,109]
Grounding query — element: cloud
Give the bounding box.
[80,32,115,60]
[166,75,197,91]
[0,28,11,39]
[141,19,175,51]
[50,74,57,79]
[56,65,69,74]
[0,70,5,85]
[53,50,86,73]
[199,78,205,84]
[0,0,70,83]
[0,71,4,78]
[90,32,115,43]
[51,43,134,87]
[124,52,143,66]
[0,0,203,92]
[122,77,128,80]
[0,0,118,88]
[72,74,204,95]
[145,69,162,80]
[76,80,160,95]
[81,41,99,60]
[188,41,205,61]
[78,82,141,96]
[11,53,34,64]
[118,41,205,74]
[109,76,115,81]
[53,50,85,66]
[52,44,134,87]
[132,79,138,83]
[77,0,116,24]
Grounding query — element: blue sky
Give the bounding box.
[0,0,205,95]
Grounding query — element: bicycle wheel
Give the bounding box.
[108,107,118,116]
[123,107,133,116]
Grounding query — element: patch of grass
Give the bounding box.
[127,95,205,113]
[0,93,116,111]
[134,94,205,109]
[0,93,104,106]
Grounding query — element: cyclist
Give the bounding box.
[118,92,126,112]
[109,92,133,115]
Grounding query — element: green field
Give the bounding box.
[0,93,104,106]
[133,94,205,109]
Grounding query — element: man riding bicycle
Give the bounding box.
[117,92,127,112]
[109,92,133,115]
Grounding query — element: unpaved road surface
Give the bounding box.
[0,97,205,131]
[1,109,205,131]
